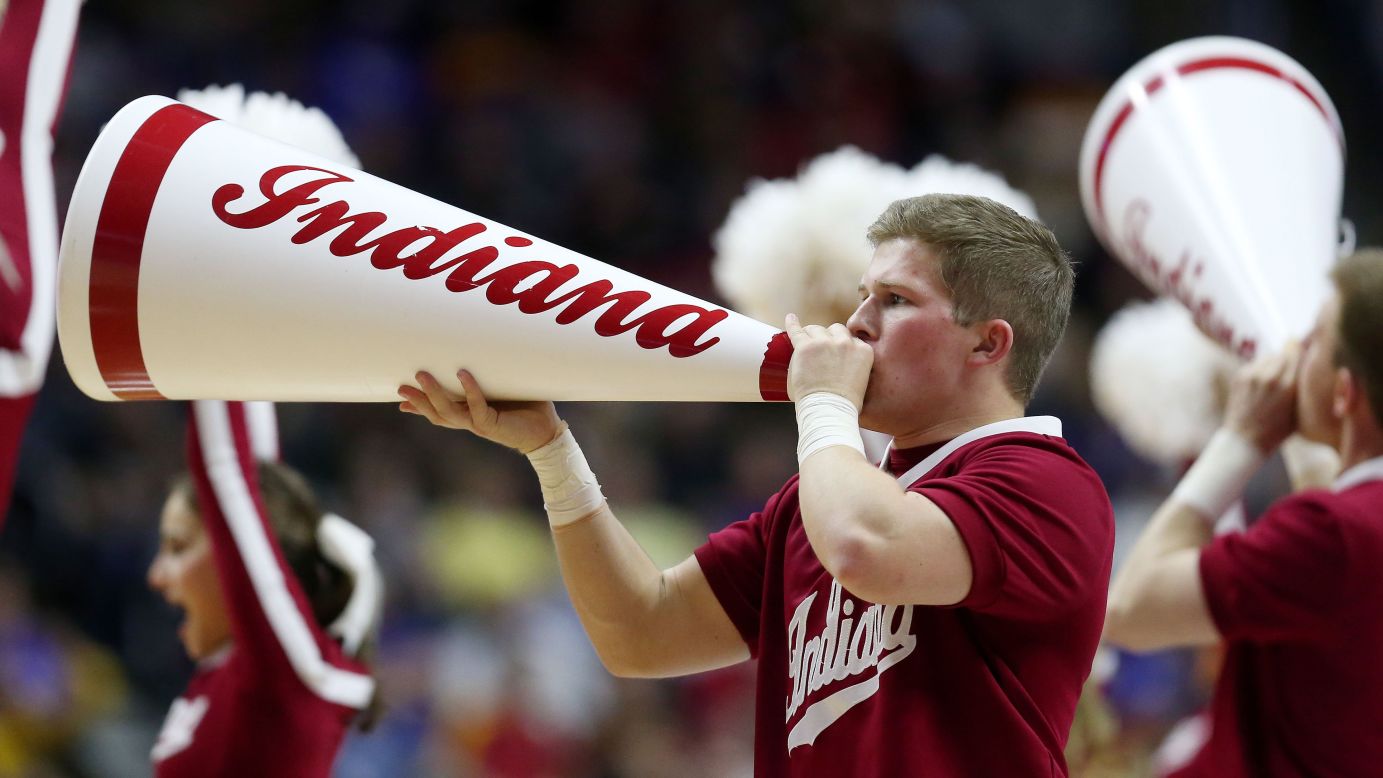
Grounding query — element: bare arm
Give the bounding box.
[797,446,972,605]
[1105,346,1301,652]
[1103,501,1218,652]
[785,316,973,605]
[399,370,746,677]
[550,514,748,676]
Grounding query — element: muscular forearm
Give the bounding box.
[1107,499,1212,607]
[550,509,662,665]
[1104,429,1259,650]
[551,510,695,676]
[1104,501,1215,651]
[530,430,747,678]
[398,376,747,673]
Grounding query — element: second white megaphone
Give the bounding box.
[1079,36,1345,358]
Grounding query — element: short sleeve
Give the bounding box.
[1199,492,1348,642]
[694,483,790,657]
[917,441,1113,619]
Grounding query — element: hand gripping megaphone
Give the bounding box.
[57,96,791,402]
[1079,36,1345,358]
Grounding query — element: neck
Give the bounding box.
[1337,418,1383,472]
[196,640,233,668]
[889,401,1027,450]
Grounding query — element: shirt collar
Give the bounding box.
[1333,456,1383,492]
[880,415,1063,486]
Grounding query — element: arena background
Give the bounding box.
[4,1,1382,775]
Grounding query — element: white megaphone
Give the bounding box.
[1079,36,1345,359]
[57,97,790,403]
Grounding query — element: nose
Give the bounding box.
[847,298,877,342]
[148,555,167,593]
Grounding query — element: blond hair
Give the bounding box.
[867,194,1074,404]
[1332,248,1383,420]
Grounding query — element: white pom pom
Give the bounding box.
[177,83,359,168]
[713,146,904,326]
[795,147,909,324]
[711,176,818,325]
[712,146,1041,327]
[1090,299,1238,466]
[902,154,1039,221]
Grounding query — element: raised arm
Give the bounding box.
[0,0,81,525]
[400,370,747,677]
[784,316,974,606]
[187,400,374,708]
[1105,347,1300,652]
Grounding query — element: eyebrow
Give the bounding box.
[859,280,913,294]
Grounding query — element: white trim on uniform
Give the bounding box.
[1333,456,1383,493]
[881,416,1064,486]
[244,401,280,461]
[0,0,79,396]
[192,400,375,708]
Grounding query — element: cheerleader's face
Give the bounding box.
[148,492,232,660]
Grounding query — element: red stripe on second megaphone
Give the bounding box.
[1091,55,1343,236]
[89,103,217,399]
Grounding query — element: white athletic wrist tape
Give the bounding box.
[526,425,606,527]
[796,392,867,465]
[1171,428,1265,522]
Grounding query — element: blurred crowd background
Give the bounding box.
[4,0,1383,776]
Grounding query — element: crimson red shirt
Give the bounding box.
[1174,461,1383,778]
[695,418,1114,777]
[153,402,373,777]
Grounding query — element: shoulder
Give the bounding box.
[929,432,1103,491]
[1262,488,1347,527]
[1210,488,1350,564]
[1252,485,1377,545]
[1332,480,1383,520]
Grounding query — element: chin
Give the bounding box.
[857,407,883,434]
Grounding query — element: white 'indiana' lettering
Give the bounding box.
[783,580,916,749]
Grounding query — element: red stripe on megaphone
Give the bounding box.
[1091,55,1342,236]
[89,103,217,399]
[758,331,791,402]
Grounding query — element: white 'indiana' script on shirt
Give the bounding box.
[784,579,916,751]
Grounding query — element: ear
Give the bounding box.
[968,319,1014,368]
[1332,365,1357,419]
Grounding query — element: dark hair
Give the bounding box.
[172,461,383,730]
[866,194,1075,404]
[1331,248,1383,422]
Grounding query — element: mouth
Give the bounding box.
[167,602,192,647]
